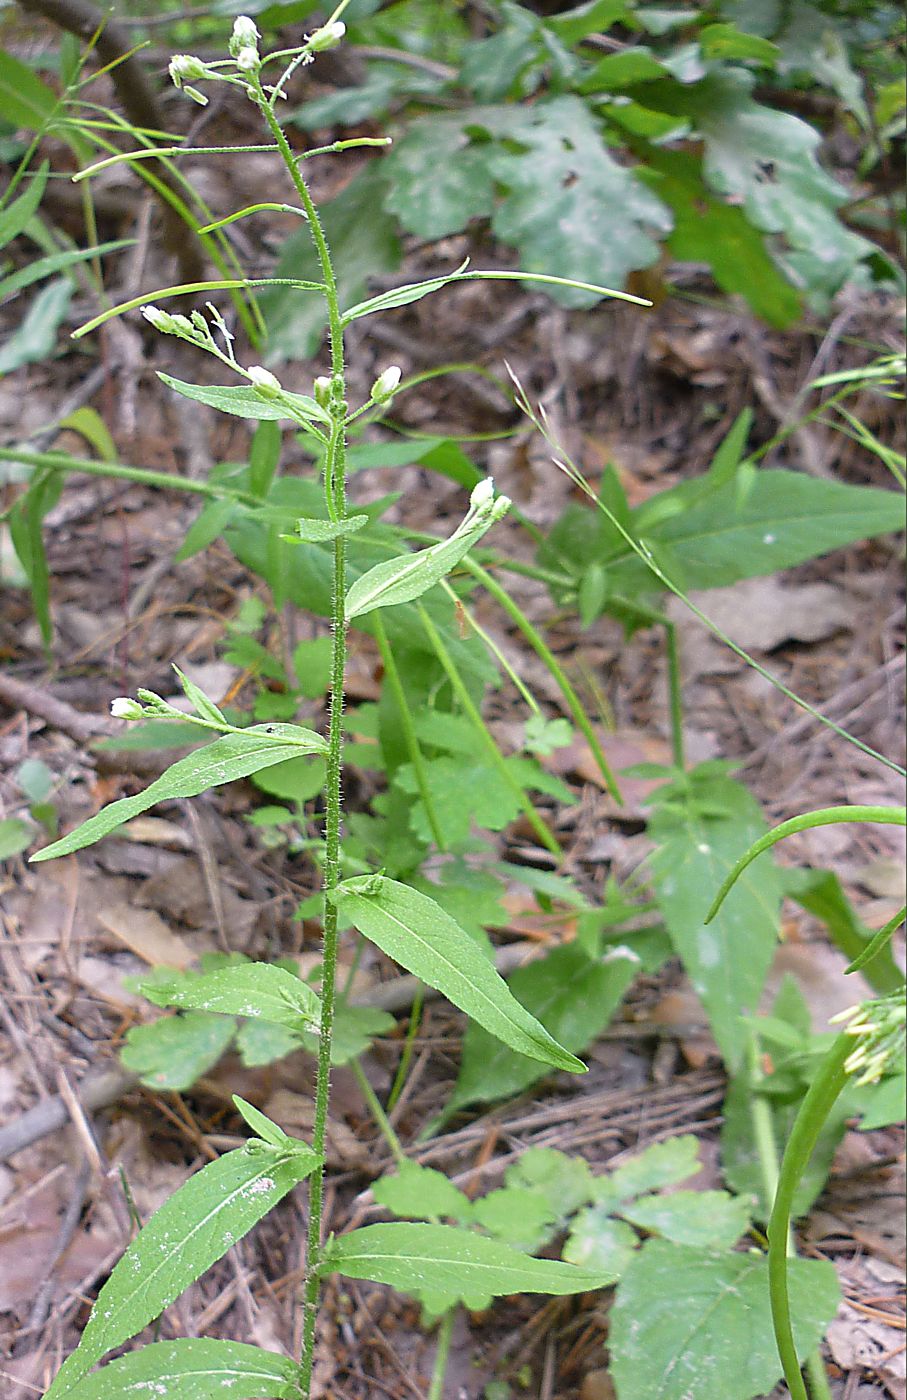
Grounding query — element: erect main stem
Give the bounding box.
[254,81,347,1395]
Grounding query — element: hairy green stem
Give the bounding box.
[465,559,622,801]
[251,77,347,1395]
[768,1034,851,1400]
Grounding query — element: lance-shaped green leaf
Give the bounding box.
[45,1143,319,1398]
[32,724,327,862]
[137,968,321,1036]
[329,876,585,1073]
[284,513,369,542]
[345,480,510,619]
[157,373,331,426]
[0,161,48,249]
[341,259,471,324]
[322,1222,615,1316]
[56,1338,303,1400]
[138,962,321,1032]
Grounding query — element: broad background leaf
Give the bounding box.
[647,769,783,1072]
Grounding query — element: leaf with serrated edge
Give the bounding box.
[45,1145,319,1399]
[54,1338,302,1400]
[322,1222,614,1316]
[330,877,584,1072]
[140,962,321,1032]
[32,725,326,862]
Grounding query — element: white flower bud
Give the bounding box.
[247,365,283,400]
[313,375,332,409]
[370,364,402,403]
[470,477,495,512]
[230,15,260,56]
[491,494,512,521]
[308,21,345,52]
[168,54,207,86]
[235,46,260,72]
[111,697,144,720]
[141,304,174,332]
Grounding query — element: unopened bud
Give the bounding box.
[491,494,512,521]
[229,15,260,56]
[169,54,207,86]
[470,477,495,512]
[313,375,332,409]
[370,364,402,403]
[141,304,174,332]
[110,697,144,720]
[183,85,209,106]
[235,46,260,72]
[248,365,283,400]
[308,21,345,52]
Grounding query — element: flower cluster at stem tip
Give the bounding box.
[167,14,346,105]
[831,991,906,1085]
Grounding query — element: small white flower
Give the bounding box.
[370,365,402,402]
[230,15,260,56]
[168,54,207,86]
[247,365,283,399]
[111,698,143,720]
[470,477,495,511]
[141,304,173,332]
[308,21,345,52]
[235,46,260,72]
[313,375,332,408]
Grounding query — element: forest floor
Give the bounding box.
[0,45,904,1400]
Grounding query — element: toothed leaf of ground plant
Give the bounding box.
[31,725,327,861]
[640,148,803,327]
[646,767,783,1073]
[44,1144,319,1399]
[608,1240,840,1400]
[321,1222,617,1318]
[157,374,330,428]
[683,70,873,286]
[618,1190,753,1249]
[120,1011,236,1091]
[0,817,34,860]
[329,876,585,1072]
[444,942,653,1116]
[373,1161,475,1225]
[56,1338,303,1400]
[138,962,321,1032]
[482,98,673,304]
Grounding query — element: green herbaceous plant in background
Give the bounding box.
[31,14,631,1399]
[18,9,903,1400]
